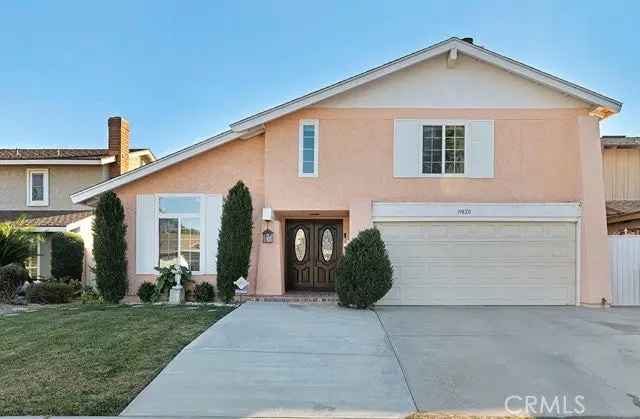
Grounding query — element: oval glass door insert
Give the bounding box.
[321,228,333,262]
[294,228,306,261]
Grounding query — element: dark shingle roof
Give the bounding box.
[0,149,110,160]
[601,136,640,148]
[0,148,151,160]
[606,201,640,218]
[0,210,93,227]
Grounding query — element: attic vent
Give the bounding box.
[461,37,474,44]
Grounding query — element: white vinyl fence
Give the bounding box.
[609,235,640,305]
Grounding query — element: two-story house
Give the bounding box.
[72,38,620,306]
[602,136,640,234]
[0,117,154,280]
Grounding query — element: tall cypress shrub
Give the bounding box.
[51,232,84,280]
[216,181,253,303]
[93,191,128,303]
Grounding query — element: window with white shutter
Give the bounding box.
[393,119,494,179]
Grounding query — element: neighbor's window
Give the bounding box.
[27,169,49,206]
[158,196,201,272]
[299,120,318,177]
[422,124,465,175]
[24,240,40,279]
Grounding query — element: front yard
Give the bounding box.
[0,303,233,416]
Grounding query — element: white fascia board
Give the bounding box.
[372,202,582,220]
[71,130,244,204]
[31,226,67,232]
[454,41,622,113]
[230,39,456,131]
[0,159,110,165]
[230,38,621,132]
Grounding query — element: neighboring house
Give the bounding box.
[0,117,154,281]
[602,136,640,234]
[72,37,621,306]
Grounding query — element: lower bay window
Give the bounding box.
[157,195,202,272]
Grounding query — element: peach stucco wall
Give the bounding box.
[577,116,610,303]
[263,108,584,211]
[115,134,265,295]
[113,107,609,304]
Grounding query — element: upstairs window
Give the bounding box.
[27,169,49,206]
[299,120,319,177]
[422,124,465,175]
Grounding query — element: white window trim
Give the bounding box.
[155,193,205,275]
[25,241,41,279]
[418,120,469,178]
[298,119,319,177]
[26,168,49,207]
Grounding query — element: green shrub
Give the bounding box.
[216,181,253,303]
[93,191,128,303]
[0,218,38,266]
[194,282,215,302]
[27,281,76,304]
[336,228,393,309]
[153,265,192,301]
[137,282,156,303]
[80,285,103,304]
[0,263,29,302]
[51,232,84,280]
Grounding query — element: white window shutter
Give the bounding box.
[394,119,420,177]
[136,194,157,274]
[468,120,495,178]
[204,194,223,274]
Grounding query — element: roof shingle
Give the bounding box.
[601,136,640,148]
[0,210,93,227]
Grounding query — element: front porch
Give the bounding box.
[236,290,338,304]
[255,206,370,296]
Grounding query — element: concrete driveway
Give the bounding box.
[377,306,640,416]
[122,302,415,418]
[123,303,640,417]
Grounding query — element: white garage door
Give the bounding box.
[375,221,576,305]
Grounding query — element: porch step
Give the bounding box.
[236,292,338,304]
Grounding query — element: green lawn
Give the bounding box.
[0,303,234,416]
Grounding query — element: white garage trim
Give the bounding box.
[372,202,582,306]
[372,202,581,220]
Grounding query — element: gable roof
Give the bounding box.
[602,136,640,148]
[71,37,623,204]
[0,147,154,165]
[0,210,93,228]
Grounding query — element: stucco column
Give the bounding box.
[349,199,373,240]
[256,218,285,295]
[577,115,610,304]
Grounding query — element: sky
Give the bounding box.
[1,0,638,157]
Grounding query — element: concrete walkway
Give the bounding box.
[122,302,415,418]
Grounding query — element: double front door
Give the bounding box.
[285,220,343,291]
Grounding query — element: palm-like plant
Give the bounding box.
[0,218,38,267]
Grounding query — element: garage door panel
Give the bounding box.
[376,221,576,305]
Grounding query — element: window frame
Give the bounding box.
[26,168,49,206]
[155,193,205,275]
[418,120,469,178]
[24,240,41,279]
[298,119,319,178]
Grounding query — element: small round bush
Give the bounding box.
[27,281,75,304]
[137,282,156,303]
[0,263,29,302]
[80,286,103,304]
[194,282,215,302]
[335,228,393,309]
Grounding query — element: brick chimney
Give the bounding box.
[108,116,130,178]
